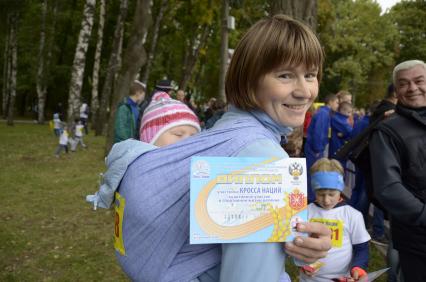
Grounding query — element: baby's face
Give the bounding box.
[154,125,198,147]
[315,189,341,210]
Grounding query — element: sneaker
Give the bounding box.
[371,235,389,246]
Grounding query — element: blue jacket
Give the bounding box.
[304,106,333,202]
[304,106,332,167]
[329,112,353,159]
[86,140,157,209]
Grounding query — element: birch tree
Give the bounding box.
[105,0,152,153]
[36,0,47,124]
[2,14,11,118]
[6,12,18,126]
[141,0,168,86]
[218,0,229,101]
[66,0,96,123]
[90,0,106,125]
[179,24,210,90]
[94,0,128,136]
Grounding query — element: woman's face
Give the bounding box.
[256,65,319,128]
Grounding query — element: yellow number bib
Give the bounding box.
[114,192,126,255]
[310,218,343,248]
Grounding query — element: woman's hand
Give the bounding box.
[284,222,331,263]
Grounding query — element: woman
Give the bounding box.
[116,15,331,282]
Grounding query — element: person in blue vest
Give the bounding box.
[113,15,332,282]
[304,94,339,202]
[329,101,353,163]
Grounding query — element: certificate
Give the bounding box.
[190,156,307,244]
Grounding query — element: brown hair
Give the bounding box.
[336,90,352,102]
[310,158,344,175]
[225,14,324,111]
[130,81,146,97]
[282,126,303,157]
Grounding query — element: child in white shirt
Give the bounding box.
[54,126,69,157]
[300,158,370,282]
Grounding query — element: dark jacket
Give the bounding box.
[370,99,395,123]
[114,98,137,144]
[369,104,426,256]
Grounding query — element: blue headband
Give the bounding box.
[311,171,344,192]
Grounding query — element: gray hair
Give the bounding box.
[393,60,426,85]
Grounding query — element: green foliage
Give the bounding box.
[2,0,425,117]
[318,0,399,106]
[389,0,426,63]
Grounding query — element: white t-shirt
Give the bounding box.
[59,130,69,145]
[75,124,84,137]
[80,103,89,119]
[299,203,370,282]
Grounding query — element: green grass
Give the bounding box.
[0,122,388,281]
[0,122,127,281]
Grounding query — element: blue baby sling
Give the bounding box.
[115,112,280,282]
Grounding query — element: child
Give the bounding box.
[71,119,87,151]
[53,113,62,137]
[300,158,370,282]
[54,126,69,158]
[86,91,201,209]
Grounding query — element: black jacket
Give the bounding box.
[370,99,395,123]
[369,104,426,255]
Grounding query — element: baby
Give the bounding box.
[86,92,200,209]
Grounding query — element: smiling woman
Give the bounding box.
[114,14,331,282]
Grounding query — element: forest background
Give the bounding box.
[1,0,426,149]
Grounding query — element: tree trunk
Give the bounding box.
[2,14,11,118]
[269,0,317,30]
[179,24,210,90]
[90,0,106,126]
[66,0,96,123]
[218,0,229,101]
[36,0,47,124]
[105,0,152,154]
[43,0,58,116]
[141,0,168,86]
[7,13,18,126]
[94,0,128,136]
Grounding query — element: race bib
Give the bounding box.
[310,218,343,248]
[114,192,126,255]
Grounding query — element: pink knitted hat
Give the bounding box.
[139,92,201,144]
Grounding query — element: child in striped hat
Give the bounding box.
[139,91,201,146]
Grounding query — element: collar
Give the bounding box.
[396,103,426,126]
[126,97,138,107]
[227,105,293,142]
